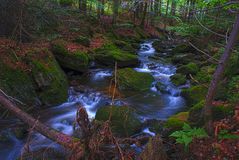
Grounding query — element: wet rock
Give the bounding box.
[171,73,187,86]
[13,126,28,139]
[143,119,165,133]
[140,135,168,160]
[95,106,141,137]
[164,112,189,130]
[51,40,90,72]
[93,44,139,67]
[113,40,137,53]
[30,49,68,106]
[181,85,207,107]
[117,68,154,92]
[0,60,38,108]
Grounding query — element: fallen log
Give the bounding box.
[0,91,84,159]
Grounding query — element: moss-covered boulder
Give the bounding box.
[171,73,187,86]
[95,106,141,137]
[73,36,90,47]
[51,40,89,72]
[29,50,68,106]
[177,62,199,75]
[164,112,189,129]
[181,85,207,107]
[117,68,154,92]
[0,60,38,108]
[93,44,139,67]
[171,53,194,65]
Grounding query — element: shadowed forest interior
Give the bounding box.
[0,0,239,159]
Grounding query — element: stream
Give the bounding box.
[0,40,187,159]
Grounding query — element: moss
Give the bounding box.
[51,40,90,72]
[0,60,37,109]
[188,100,205,126]
[195,66,215,84]
[181,85,207,107]
[227,75,239,104]
[95,106,141,137]
[171,53,194,65]
[30,50,68,106]
[171,73,187,86]
[113,40,136,53]
[73,36,90,47]
[117,68,154,92]
[164,112,189,129]
[94,44,139,67]
[177,62,199,75]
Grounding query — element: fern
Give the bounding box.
[170,123,208,150]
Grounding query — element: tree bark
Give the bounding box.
[140,1,148,27]
[203,14,239,135]
[0,91,84,158]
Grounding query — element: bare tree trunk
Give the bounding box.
[140,2,148,27]
[171,0,176,16]
[0,92,84,158]
[165,0,170,17]
[112,0,119,24]
[203,14,239,135]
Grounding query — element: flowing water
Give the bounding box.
[0,40,188,159]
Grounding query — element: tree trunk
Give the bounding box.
[203,14,239,135]
[0,92,84,158]
[171,0,176,16]
[140,2,148,27]
[165,0,170,17]
[112,0,119,24]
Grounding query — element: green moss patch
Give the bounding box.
[73,36,90,47]
[30,50,68,106]
[177,62,199,75]
[164,112,189,129]
[0,60,37,109]
[51,40,90,72]
[171,73,187,86]
[93,44,139,67]
[182,85,207,107]
[117,68,154,92]
[95,106,141,137]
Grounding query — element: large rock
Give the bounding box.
[51,40,90,72]
[0,60,38,108]
[117,68,154,92]
[29,49,69,106]
[93,44,139,67]
[95,106,141,137]
[172,43,193,54]
[181,85,207,107]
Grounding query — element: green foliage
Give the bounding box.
[170,123,208,149]
[218,129,239,140]
[59,0,74,6]
[171,73,187,86]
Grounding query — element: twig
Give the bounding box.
[0,89,25,105]
[194,15,226,38]
[189,74,209,88]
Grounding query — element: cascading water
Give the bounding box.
[0,40,188,159]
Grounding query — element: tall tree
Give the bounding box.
[203,14,239,134]
[112,0,120,24]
